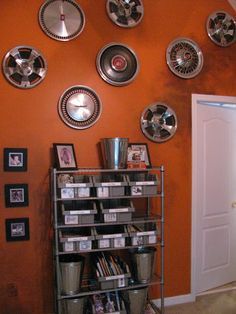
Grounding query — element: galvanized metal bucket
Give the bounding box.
[123,286,148,314]
[59,255,84,295]
[61,297,85,314]
[131,247,156,283]
[101,137,129,169]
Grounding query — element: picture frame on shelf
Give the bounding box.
[3,148,27,172]
[127,143,152,168]
[5,217,30,242]
[53,143,77,170]
[4,184,29,207]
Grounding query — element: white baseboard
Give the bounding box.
[152,293,196,307]
[197,285,236,296]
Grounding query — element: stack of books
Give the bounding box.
[93,252,130,278]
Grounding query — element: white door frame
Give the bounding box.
[228,0,236,11]
[191,93,236,299]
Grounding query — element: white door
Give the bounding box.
[192,94,236,294]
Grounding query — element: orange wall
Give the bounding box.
[0,1,235,313]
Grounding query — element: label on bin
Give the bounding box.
[102,233,122,239]
[67,236,88,241]
[105,274,125,281]
[136,231,155,236]
[135,181,155,185]
[118,277,126,287]
[101,182,121,187]
[67,210,91,215]
[65,183,87,187]
[109,208,129,213]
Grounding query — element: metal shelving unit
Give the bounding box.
[51,166,165,314]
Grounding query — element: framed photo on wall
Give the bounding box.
[3,148,27,172]
[127,143,152,168]
[53,143,77,170]
[4,184,29,207]
[5,217,30,242]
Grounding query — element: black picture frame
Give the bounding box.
[5,217,30,242]
[127,143,152,168]
[3,148,27,172]
[53,143,77,170]
[4,184,29,207]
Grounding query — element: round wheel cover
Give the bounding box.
[58,86,102,129]
[2,46,47,89]
[96,43,139,86]
[39,0,85,41]
[106,0,144,28]
[206,11,236,47]
[141,103,178,142]
[166,38,204,79]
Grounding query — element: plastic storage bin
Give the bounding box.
[97,273,130,290]
[98,199,135,223]
[61,200,97,225]
[59,228,95,252]
[58,175,93,199]
[93,253,131,290]
[126,173,159,196]
[94,225,129,249]
[126,224,158,246]
[93,174,127,198]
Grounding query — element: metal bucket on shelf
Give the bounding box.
[59,255,84,295]
[61,297,85,314]
[101,137,129,169]
[131,247,156,283]
[122,286,148,314]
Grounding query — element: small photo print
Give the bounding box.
[4,148,27,172]
[5,217,30,242]
[60,188,75,199]
[131,186,143,196]
[9,153,23,167]
[5,184,29,207]
[53,143,77,170]
[10,188,24,203]
[127,143,151,169]
[11,222,25,237]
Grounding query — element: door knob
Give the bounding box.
[232,201,236,208]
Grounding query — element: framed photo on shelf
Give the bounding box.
[5,217,30,242]
[4,184,29,207]
[3,148,27,172]
[53,143,77,170]
[127,143,152,168]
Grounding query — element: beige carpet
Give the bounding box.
[165,290,236,314]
